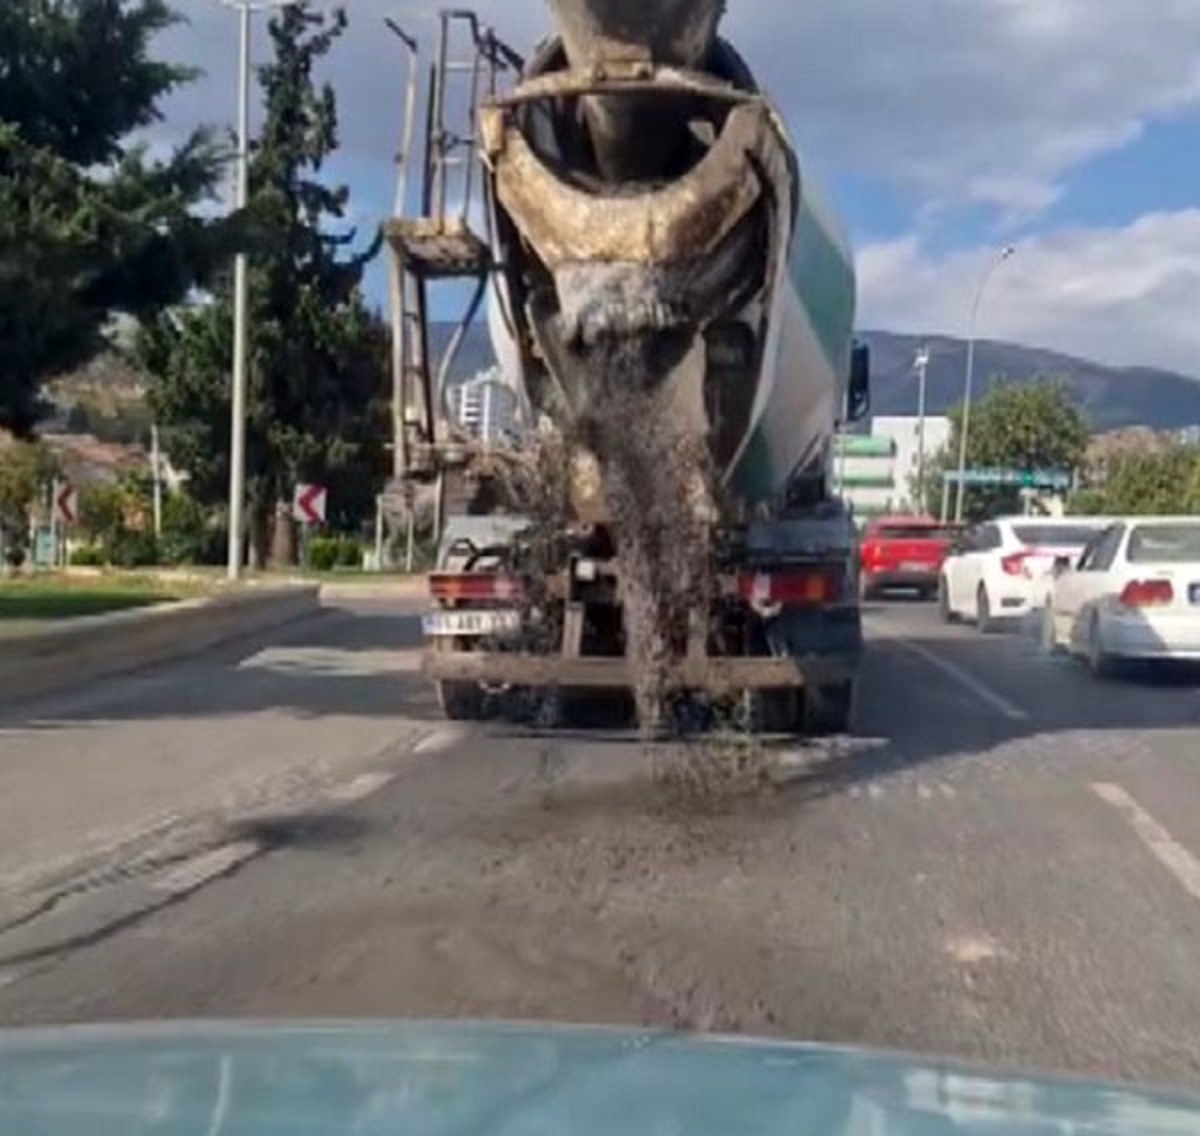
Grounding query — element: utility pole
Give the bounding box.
[218,0,299,581]
[151,422,164,542]
[954,245,1016,522]
[914,344,930,514]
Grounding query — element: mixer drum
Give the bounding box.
[546,0,724,69]
[542,0,727,182]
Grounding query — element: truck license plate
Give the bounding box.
[901,562,929,573]
[422,610,522,638]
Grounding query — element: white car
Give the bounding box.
[1043,518,1200,675]
[938,516,1115,632]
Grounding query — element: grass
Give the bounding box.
[0,574,195,622]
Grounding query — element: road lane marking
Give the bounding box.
[413,726,465,756]
[152,840,260,895]
[1092,783,1200,902]
[877,633,1029,721]
[944,933,1009,965]
[324,771,396,805]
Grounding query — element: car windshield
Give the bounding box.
[1127,524,1200,564]
[1013,524,1106,547]
[10,0,1200,1126]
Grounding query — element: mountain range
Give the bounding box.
[860,332,1199,431]
[432,323,1200,432]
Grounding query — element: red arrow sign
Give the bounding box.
[53,483,78,526]
[293,483,327,525]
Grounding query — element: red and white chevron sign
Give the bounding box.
[53,483,79,526]
[292,483,327,525]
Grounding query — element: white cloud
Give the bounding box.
[165,0,1200,217]
[160,2,1200,371]
[858,210,1200,376]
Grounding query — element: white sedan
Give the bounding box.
[938,517,1114,632]
[1043,518,1200,675]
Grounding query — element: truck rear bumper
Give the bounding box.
[423,651,859,696]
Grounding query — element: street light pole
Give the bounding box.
[954,245,1016,522]
[219,0,298,581]
[226,0,252,581]
[914,344,929,514]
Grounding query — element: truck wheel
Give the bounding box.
[742,689,797,735]
[436,681,485,721]
[802,682,854,736]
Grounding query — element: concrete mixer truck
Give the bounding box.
[386,3,871,734]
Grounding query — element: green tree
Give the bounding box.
[140,3,387,567]
[926,379,1089,521]
[1071,447,1200,516]
[0,0,226,434]
[0,440,61,565]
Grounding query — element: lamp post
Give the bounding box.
[217,0,300,580]
[914,344,930,514]
[954,245,1016,522]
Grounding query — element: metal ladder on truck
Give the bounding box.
[384,10,524,546]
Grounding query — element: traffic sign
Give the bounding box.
[53,482,78,526]
[293,483,327,525]
[944,468,1071,491]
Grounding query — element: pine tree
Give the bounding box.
[142,3,386,567]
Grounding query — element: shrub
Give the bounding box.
[306,536,340,572]
[69,545,106,567]
[335,536,363,568]
[109,530,158,568]
[305,535,364,572]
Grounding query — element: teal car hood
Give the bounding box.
[1,1022,1198,1135]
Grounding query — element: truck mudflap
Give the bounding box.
[421,650,859,698]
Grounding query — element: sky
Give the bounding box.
[161,1,1200,378]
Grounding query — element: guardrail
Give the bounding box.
[0,585,321,707]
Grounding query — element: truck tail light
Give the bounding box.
[737,568,845,606]
[429,573,524,603]
[1119,580,1174,608]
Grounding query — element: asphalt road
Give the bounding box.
[2,597,1200,1092]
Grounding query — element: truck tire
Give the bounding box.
[742,689,797,735]
[437,681,486,721]
[802,681,854,736]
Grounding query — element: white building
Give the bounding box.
[833,415,952,519]
[446,369,521,444]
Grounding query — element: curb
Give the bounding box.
[319,578,428,603]
[0,585,320,708]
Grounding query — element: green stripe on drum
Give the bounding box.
[729,427,775,503]
[788,201,856,378]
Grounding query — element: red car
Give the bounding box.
[860,516,961,601]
